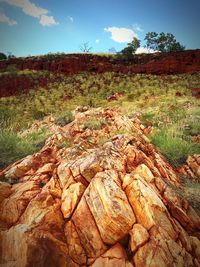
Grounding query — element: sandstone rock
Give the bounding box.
[129,224,149,253]
[0,191,69,267]
[133,163,154,183]
[0,224,70,267]
[1,181,40,225]
[0,182,11,202]
[72,196,107,259]
[190,236,200,262]
[85,170,136,245]
[35,163,56,175]
[4,155,36,179]
[176,154,200,181]
[91,243,133,267]
[123,173,166,230]
[79,154,103,182]
[187,155,200,178]
[64,221,87,265]
[0,107,200,267]
[61,182,86,218]
[57,161,75,188]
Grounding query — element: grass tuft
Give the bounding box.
[150,129,200,167]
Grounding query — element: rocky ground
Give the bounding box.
[0,107,200,267]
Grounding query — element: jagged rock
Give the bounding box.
[0,107,200,267]
[61,182,86,218]
[91,243,133,267]
[176,155,200,181]
[187,155,200,178]
[129,224,149,253]
[1,181,41,226]
[85,170,136,245]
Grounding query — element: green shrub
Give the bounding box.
[30,109,47,120]
[0,130,34,169]
[25,129,50,149]
[83,118,106,130]
[55,111,74,127]
[150,129,200,167]
[6,64,18,74]
[0,129,50,169]
[126,92,136,101]
[183,120,200,136]
[0,107,12,128]
[141,112,155,126]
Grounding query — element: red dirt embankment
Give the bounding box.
[0,49,200,75]
[0,74,49,97]
[0,49,199,97]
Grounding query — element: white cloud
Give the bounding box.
[40,14,57,26]
[67,16,73,23]
[0,10,17,25]
[95,39,100,43]
[132,23,143,32]
[3,0,48,18]
[135,47,157,54]
[1,0,58,26]
[104,27,137,43]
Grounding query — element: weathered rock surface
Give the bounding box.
[0,107,200,266]
[177,154,200,181]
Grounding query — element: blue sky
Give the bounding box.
[0,0,200,56]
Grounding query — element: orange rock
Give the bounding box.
[91,243,133,267]
[0,107,200,266]
[72,196,107,259]
[61,182,86,218]
[85,170,136,245]
[129,224,149,252]
[1,181,40,225]
[0,182,11,202]
[64,221,87,265]
[187,155,200,178]
[79,154,103,182]
[123,174,166,230]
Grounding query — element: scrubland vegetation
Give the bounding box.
[0,68,199,169]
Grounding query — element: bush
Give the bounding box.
[183,120,200,136]
[55,111,74,127]
[141,112,155,126]
[0,129,50,169]
[150,129,200,167]
[0,107,12,128]
[83,118,106,130]
[30,109,47,120]
[0,131,34,169]
[6,64,19,74]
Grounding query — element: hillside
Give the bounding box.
[0,51,200,266]
[0,49,200,75]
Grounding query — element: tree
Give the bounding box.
[0,52,7,60]
[108,47,117,54]
[80,42,92,53]
[6,52,16,59]
[145,32,185,52]
[121,37,140,57]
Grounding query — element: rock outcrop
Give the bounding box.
[0,107,200,267]
[0,49,200,75]
[177,155,200,182]
[0,74,49,97]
